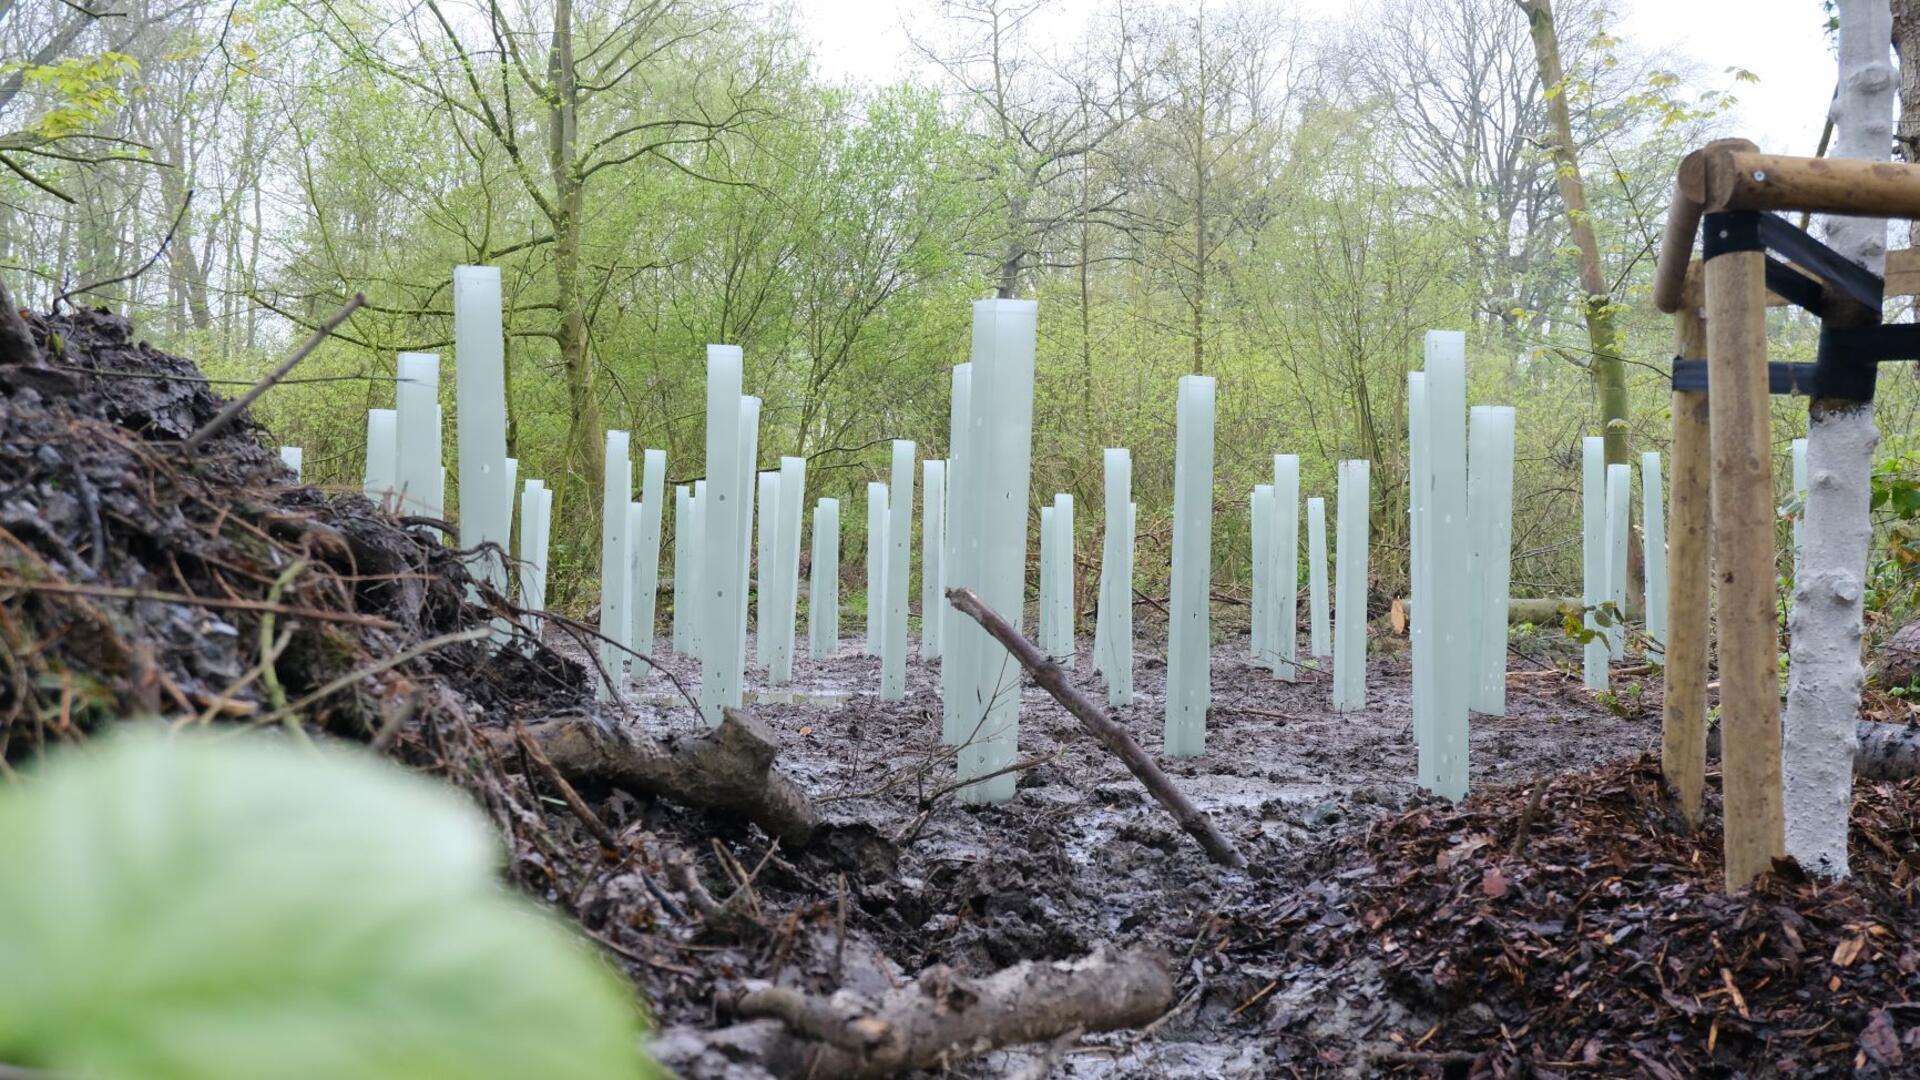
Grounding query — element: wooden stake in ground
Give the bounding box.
[1664,297,1712,827]
[945,586,1245,868]
[1704,215,1785,890]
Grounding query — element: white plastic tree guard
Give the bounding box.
[921,459,946,660]
[1414,331,1470,799]
[279,446,302,480]
[363,408,396,506]
[1054,494,1075,667]
[1095,448,1133,707]
[940,364,972,730]
[732,397,762,690]
[598,430,632,701]
[1165,374,1216,758]
[755,470,780,669]
[1581,436,1609,691]
[1409,371,1432,761]
[950,299,1037,802]
[452,266,512,605]
[518,478,551,637]
[504,458,519,538]
[394,352,441,517]
[1039,504,1058,652]
[1307,497,1330,659]
[1272,455,1300,682]
[671,485,692,654]
[865,481,888,658]
[687,480,707,655]
[631,449,666,672]
[1790,437,1809,589]
[698,347,746,728]
[810,497,840,659]
[1333,459,1370,713]
[1466,406,1516,718]
[1642,452,1667,662]
[769,455,806,686]
[883,439,916,700]
[1250,485,1274,666]
[1606,462,1630,661]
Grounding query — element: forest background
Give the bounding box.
[4,0,1909,621]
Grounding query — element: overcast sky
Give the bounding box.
[790,0,1839,155]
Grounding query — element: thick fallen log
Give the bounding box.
[945,585,1247,869]
[1700,718,1920,781]
[513,708,817,849]
[654,945,1172,1079]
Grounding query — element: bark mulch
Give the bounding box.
[1229,755,1920,1078]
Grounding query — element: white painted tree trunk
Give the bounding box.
[1785,0,1892,878]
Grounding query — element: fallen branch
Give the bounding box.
[660,945,1172,1079]
[512,708,818,849]
[945,586,1246,869]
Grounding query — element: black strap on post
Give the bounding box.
[1670,357,1818,396]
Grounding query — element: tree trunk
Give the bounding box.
[1783,0,1892,879]
[1515,0,1642,614]
[547,0,604,540]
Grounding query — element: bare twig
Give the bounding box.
[945,586,1246,869]
[56,190,193,311]
[181,292,365,453]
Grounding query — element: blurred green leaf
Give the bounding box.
[0,728,653,1080]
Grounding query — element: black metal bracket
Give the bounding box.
[1699,211,1884,313]
[1693,210,1890,402]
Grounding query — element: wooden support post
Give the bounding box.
[1703,229,1785,890]
[1665,303,1712,827]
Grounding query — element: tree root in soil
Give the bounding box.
[510,708,819,849]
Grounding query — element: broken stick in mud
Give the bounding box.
[945,585,1247,868]
[657,944,1173,1079]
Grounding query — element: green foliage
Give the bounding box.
[9,51,140,139]
[0,729,653,1080]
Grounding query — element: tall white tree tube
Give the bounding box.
[598,430,632,701]
[731,397,761,689]
[1054,493,1075,668]
[452,266,512,610]
[1250,486,1273,665]
[1606,463,1631,662]
[809,497,840,659]
[394,353,441,517]
[770,455,806,685]
[921,460,946,660]
[953,300,1037,803]
[1098,448,1133,706]
[1467,406,1515,717]
[1785,0,1891,878]
[698,348,745,727]
[1307,497,1330,659]
[866,482,887,658]
[672,484,692,655]
[364,409,397,507]
[1040,505,1059,654]
[1581,437,1609,691]
[755,471,780,670]
[1332,460,1370,712]
[1165,375,1217,758]
[1641,452,1667,663]
[883,440,916,699]
[631,449,666,673]
[940,364,972,736]
[1272,455,1300,682]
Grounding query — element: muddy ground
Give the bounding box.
[559,616,1663,1077]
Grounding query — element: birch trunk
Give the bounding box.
[1783,0,1892,878]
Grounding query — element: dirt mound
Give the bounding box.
[1232,755,1920,1077]
[0,306,613,903]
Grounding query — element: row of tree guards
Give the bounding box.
[359,272,1666,809]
